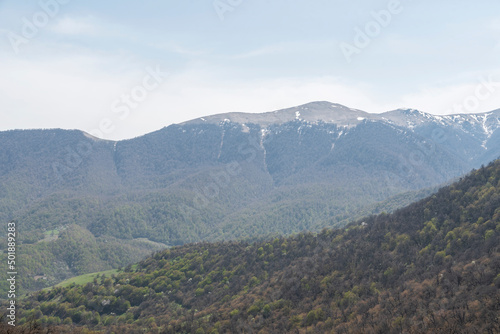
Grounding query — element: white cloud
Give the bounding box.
[0,52,146,136]
[148,41,208,57]
[50,16,98,36]
[488,19,500,52]
[396,76,500,115]
[228,45,285,59]
[489,18,500,31]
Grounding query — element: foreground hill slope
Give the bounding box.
[13,160,500,333]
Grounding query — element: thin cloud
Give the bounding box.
[228,45,285,59]
[397,78,500,115]
[489,18,500,31]
[0,52,148,135]
[148,41,209,57]
[50,16,99,36]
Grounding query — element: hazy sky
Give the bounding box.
[1,0,500,140]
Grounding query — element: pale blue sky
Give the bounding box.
[1,0,500,139]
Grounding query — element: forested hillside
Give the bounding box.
[9,160,500,333]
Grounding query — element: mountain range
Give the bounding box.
[1,101,500,291]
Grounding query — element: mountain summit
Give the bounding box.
[183,101,371,127]
[183,101,500,138]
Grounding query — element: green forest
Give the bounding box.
[3,160,499,333]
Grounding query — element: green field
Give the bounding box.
[38,229,62,243]
[43,229,60,236]
[54,269,119,288]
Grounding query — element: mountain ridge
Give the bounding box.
[3,101,500,143]
[180,101,500,137]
